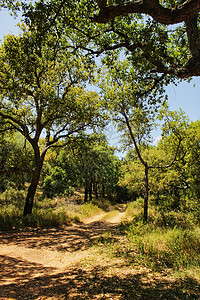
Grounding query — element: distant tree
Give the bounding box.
[42,134,121,202]
[184,120,200,199]
[0,27,104,216]
[98,56,189,222]
[98,56,169,222]
[155,117,200,209]
[120,107,190,212]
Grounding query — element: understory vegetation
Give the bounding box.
[93,199,200,281]
[0,186,200,281]
[0,188,105,229]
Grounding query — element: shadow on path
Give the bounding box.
[0,221,114,252]
[0,254,199,299]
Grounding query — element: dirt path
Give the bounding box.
[0,210,126,273]
[1,209,199,300]
[0,210,126,296]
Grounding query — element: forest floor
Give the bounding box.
[0,207,199,300]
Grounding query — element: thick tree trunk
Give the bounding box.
[23,154,44,216]
[143,164,149,224]
[23,181,39,216]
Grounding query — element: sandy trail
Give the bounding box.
[0,210,126,284]
[1,209,199,300]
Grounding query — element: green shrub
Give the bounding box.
[0,204,22,229]
[0,188,25,208]
[0,203,76,230]
[23,208,73,228]
[74,202,103,218]
[153,210,198,228]
[91,198,111,211]
[166,228,200,268]
[124,198,144,220]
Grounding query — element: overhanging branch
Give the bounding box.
[93,0,200,25]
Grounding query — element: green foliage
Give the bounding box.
[42,166,72,198]
[71,202,103,219]
[167,228,200,268]
[0,132,34,191]
[98,57,167,148]
[124,198,144,220]
[2,0,199,80]
[23,208,73,228]
[0,204,22,230]
[41,134,122,201]
[97,209,200,277]
[119,107,200,218]
[0,189,78,229]
[0,20,106,214]
[0,187,26,209]
[0,186,112,229]
[0,0,20,12]
[91,197,111,211]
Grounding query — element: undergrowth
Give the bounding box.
[95,199,200,281]
[0,188,103,229]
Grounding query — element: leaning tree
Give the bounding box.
[98,55,186,222]
[0,26,105,216]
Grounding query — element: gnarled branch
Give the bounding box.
[93,0,200,25]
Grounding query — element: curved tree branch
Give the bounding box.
[93,0,200,25]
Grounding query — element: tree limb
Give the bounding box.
[92,0,200,25]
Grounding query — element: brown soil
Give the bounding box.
[0,211,199,300]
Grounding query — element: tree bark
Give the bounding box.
[89,182,92,201]
[84,185,88,202]
[23,182,38,216]
[93,0,200,25]
[102,183,105,198]
[23,165,42,216]
[23,145,45,216]
[94,182,98,199]
[123,110,150,223]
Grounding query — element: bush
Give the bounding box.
[166,228,200,268]
[0,204,22,230]
[74,202,103,219]
[91,198,111,211]
[0,195,77,229]
[0,188,25,208]
[153,210,198,228]
[124,198,144,220]
[23,208,73,228]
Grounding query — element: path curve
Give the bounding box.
[0,209,126,285]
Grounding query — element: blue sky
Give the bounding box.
[0,8,199,151]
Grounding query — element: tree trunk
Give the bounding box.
[102,183,105,198]
[23,182,38,216]
[143,164,149,224]
[23,154,44,216]
[94,182,98,199]
[84,185,88,202]
[89,182,92,201]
